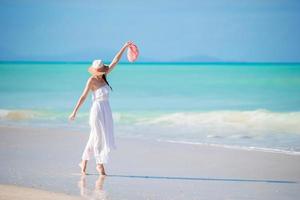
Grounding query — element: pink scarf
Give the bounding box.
[127,43,139,62]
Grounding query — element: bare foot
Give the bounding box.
[78,162,87,175]
[96,164,107,176]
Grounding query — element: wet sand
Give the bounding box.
[0,125,299,199]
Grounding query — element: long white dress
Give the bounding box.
[81,84,117,164]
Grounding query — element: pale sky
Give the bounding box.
[1,0,300,62]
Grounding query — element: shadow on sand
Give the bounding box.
[83,174,297,184]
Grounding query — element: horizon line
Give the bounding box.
[1,60,300,65]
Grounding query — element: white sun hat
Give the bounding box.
[88,59,107,75]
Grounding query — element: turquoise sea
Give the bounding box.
[1,62,300,154]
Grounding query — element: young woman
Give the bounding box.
[69,41,132,175]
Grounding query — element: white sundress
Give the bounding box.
[81,84,117,164]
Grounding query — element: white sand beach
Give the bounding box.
[0,184,81,200]
[0,125,299,199]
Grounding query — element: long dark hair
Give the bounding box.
[102,65,113,91]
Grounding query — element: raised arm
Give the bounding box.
[106,41,132,75]
[69,78,93,121]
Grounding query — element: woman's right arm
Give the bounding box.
[69,78,93,121]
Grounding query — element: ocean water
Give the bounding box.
[1,62,300,154]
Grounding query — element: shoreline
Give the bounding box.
[163,140,300,156]
[1,123,299,156]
